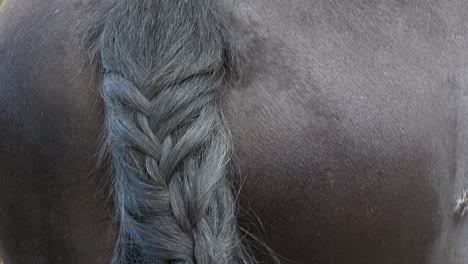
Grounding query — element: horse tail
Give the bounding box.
[81,1,254,263]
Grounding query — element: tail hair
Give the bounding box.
[81,1,254,263]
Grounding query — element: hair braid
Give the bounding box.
[84,0,254,263]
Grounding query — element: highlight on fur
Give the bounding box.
[455,190,468,218]
[80,1,255,263]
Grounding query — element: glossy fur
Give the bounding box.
[1,0,468,263]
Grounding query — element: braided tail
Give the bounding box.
[84,1,253,263]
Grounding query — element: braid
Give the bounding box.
[85,1,253,263]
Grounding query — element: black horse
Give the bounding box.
[1,0,468,263]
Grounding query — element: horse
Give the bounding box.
[1,0,468,263]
